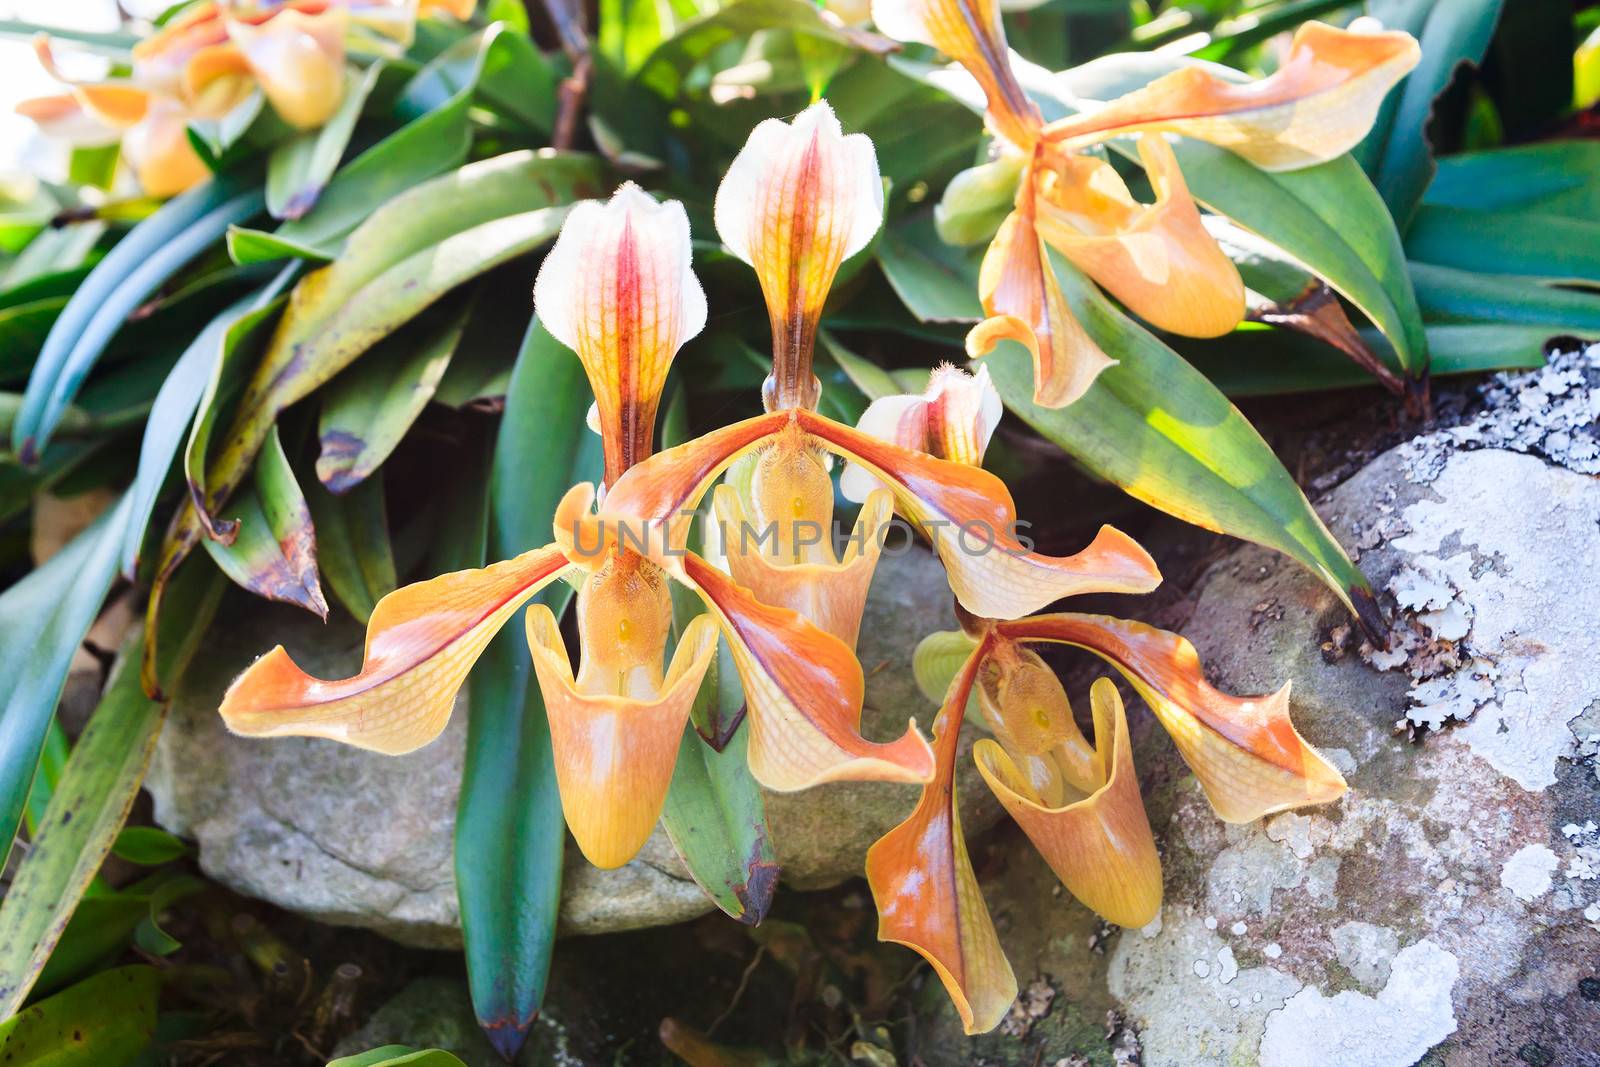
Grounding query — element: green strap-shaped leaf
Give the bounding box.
[1423,141,1600,219]
[1405,206,1600,286]
[13,176,263,460]
[201,425,326,616]
[120,268,297,576]
[1408,261,1600,329]
[316,302,468,493]
[0,966,161,1064]
[985,250,1381,635]
[456,320,600,1062]
[0,562,221,1018]
[306,474,398,624]
[266,62,386,221]
[1353,0,1505,228]
[0,495,134,872]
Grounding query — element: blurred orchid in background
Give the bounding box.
[871,0,1421,407]
[15,0,475,196]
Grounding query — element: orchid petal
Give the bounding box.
[30,37,150,129]
[420,0,477,18]
[219,544,572,754]
[225,5,347,129]
[712,483,893,648]
[679,551,934,791]
[841,364,1002,502]
[967,207,1114,409]
[869,0,1038,149]
[865,636,1016,1035]
[14,94,122,148]
[527,607,718,868]
[713,101,882,410]
[798,409,1162,618]
[182,43,259,119]
[534,183,707,485]
[120,101,213,198]
[974,677,1162,927]
[996,612,1347,822]
[599,409,1160,619]
[1033,134,1245,338]
[1040,21,1421,171]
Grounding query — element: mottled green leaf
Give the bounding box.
[201,425,325,615]
[985,251,1380,634]
[0,966,160,1066]
[316,303,467,493]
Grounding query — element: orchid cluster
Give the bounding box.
[214,89,1359,1030]
[17,0,473,197]
[875,0,1421,407]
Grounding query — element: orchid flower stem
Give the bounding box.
[542,0,590,150]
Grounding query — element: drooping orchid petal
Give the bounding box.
[182,43,260,118]
[680,551,935,790]
[596,408,1162,621]
[973,677,1162,928]
[712,483,894,648]
[865,632,1017,1035]
[120,100,214,198]
[1032,134,1245,339]
[966,204,1114,409]
[713,101,882,411]
[1040,21,1422,171]
[13,94,123,148]
[554,481,933,789]
[994,612,1347,822]
[527,605,719,868]
[869,0,1039,149]
[224,4,348,129]
[30,37,151,129]
[534,183,707,487]
[219,544,572,754]
[839,363,1002,504]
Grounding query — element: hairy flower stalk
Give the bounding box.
[871,0,1421,407]
[17,0,475,196]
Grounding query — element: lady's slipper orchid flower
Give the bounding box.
[838,362,1001,504]
[870,0,1421,407]
[867,609,1348,1034]
[217,183,936,871]
[587,102,1159,689]
[17,0,473,195]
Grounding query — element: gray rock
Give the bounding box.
[147,544,993,942]
[147,602,714,949]
[909,350,1600,1067]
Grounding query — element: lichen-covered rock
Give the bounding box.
[907,350,1600,1067]
[146,545,991,942]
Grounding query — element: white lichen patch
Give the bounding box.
[1500,844,1558,902]
[1258,940,1459,1067]
[1330,921,1400,991]
[1400,343,1600,481]
[1372,450,1600,789]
